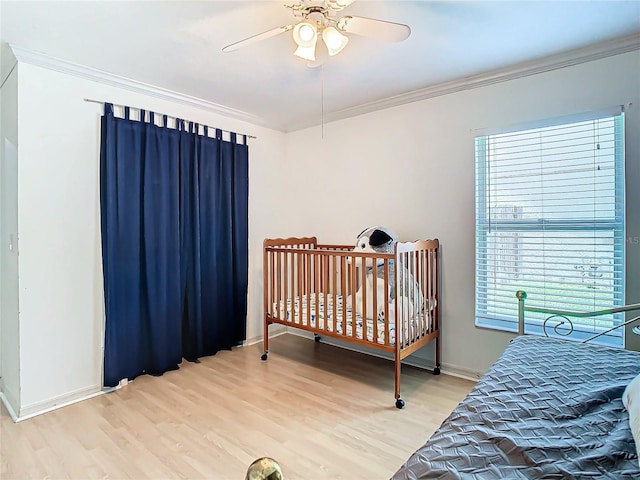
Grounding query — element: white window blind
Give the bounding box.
[475,112,625,346]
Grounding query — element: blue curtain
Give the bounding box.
[100,105,248,387]
[179,124,249,360]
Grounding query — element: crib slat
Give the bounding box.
[415,250,421,343]
[341,254,345,330]
[284,251,289,322]
[427,248,433,332]
[384,260,391,346]
[306,252,312,327]
[399,252,404,345]
[297,252,303,326]
[276,251,281,320]
[314,252,320,333]
[351,259,357,339]
[271,251,275,318]
[372,258,378,346]
[425,250,430,333]
[415,250,422,340]
[331,255,340,332]
[361,257,368,339]
[434,246,440,332]
[323,254,330,296]
[423,249,429,334]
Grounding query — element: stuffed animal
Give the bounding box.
[347,226,424,322]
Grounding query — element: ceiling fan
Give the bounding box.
[221,0,411,65]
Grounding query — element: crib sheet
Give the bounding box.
[273,293,416,345]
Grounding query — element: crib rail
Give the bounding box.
[516,290,640,344]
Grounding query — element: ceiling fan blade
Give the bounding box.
[336,16,411,42]
[222,24,295,53]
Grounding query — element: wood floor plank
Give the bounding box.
[1,334,474,479]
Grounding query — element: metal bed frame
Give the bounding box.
[516,290,640,343]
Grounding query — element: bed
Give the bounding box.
[391,293,640,479]
[262,236,441,408]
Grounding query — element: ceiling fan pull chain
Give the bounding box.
[321,64,325,139]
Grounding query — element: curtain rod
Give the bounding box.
[83,98,257,140]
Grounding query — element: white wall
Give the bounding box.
[0,62,21,414]
[10,61,285,416]
[4,47,639,416]
[285,50,640,376]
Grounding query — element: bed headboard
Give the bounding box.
[516,290,640,345]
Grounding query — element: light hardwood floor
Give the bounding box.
[1,334,475,480]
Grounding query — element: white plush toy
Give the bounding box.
[347,226,424,323]
[622,373,640,468]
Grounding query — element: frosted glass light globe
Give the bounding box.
[298,23,315,42]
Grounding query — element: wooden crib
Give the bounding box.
[262,236,441,408]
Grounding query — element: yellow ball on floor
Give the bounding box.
[245,457,284,480]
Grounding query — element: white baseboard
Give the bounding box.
[0,377,20,419]
[0,391,19,422]
[285,328,316,341]
[12,385,107,422]
[283,330,482,382]
[244,326,287,347]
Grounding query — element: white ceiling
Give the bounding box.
[2,1,639,132]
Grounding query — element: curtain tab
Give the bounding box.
[216,129,222,140]
[163,115,168,128]
[149,112,155,125]
[204,126,209,137]
[140,109,145,123]
[230,132,237,144]
[124,106,130,120]
[104,103,114,116]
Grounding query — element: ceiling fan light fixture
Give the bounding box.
[294,45,316,61]
[293,21,318,47]
[222,2,411,64]
[322,26,349,56]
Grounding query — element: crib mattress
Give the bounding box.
[272,293,401,345]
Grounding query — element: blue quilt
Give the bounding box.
[392,335,640,479]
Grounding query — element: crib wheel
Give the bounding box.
[314,334,321,343]
[261,352,268,361]
[433,366,441,375]
[395,398,405,409]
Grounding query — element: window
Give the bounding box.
[475,111,625,346]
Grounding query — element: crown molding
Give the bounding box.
[8,44,270,129]
[8,32,640,134]
[296,32,640,131]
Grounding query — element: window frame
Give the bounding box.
[474,111,626,345]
